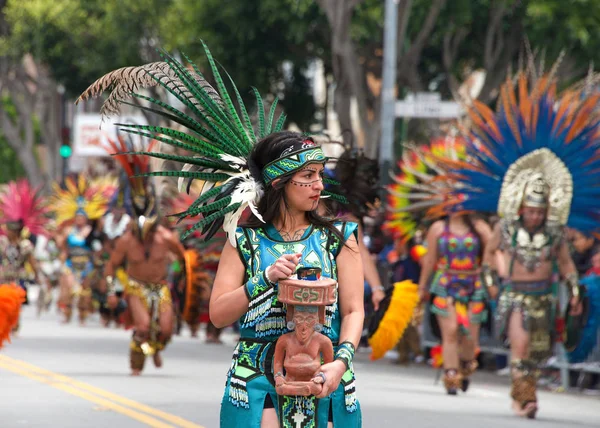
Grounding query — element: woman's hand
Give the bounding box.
[313,360,347,399]
[418,287,430,304]
[275,376,285,388]
[266,253,302,282]
[107,294,119,309]
[487,285,499,301]
[371,287,385,311]
[569,296,583,316]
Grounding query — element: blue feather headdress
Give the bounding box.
[441,68,600,233]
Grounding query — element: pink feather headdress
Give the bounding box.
[0,179,50,236]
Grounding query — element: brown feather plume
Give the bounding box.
[76,62,223,118]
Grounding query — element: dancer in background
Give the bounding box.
[0,180,49,331]
[100,138,185,375]
[51,175,113,324]
[386,139,492,394]
[435,62,600,418]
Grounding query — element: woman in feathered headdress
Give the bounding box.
[434,58,600,418]
[386,136,494,395]
[51,174,113,324]
[0,179,49,331]
[78,42,364,427]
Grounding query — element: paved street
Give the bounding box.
[1,294,599,428]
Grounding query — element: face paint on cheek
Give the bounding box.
[290,180,314,188]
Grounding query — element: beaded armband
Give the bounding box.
[335,341,356,370]
[105,275,116,296]
[481,263,498,289]
[565,272,580,299]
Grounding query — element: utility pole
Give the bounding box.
[379,0,399,186]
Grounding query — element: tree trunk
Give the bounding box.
[15,145,44,187]
[0,56,55,188]
[318,0,382,155]
[38,78,63,182]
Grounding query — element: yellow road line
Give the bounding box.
[0,361,174,428]
[0,355,206,428]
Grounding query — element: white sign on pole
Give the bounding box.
[415,92,441,102]
[72,113,149,157]
[395,99,462,119]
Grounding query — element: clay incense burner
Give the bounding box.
[273,268,337,396]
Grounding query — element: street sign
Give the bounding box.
[395,99,462,119]
[72,113,148,157]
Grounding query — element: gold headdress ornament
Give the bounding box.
[498,149,572,223]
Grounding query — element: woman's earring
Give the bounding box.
[314,323,323,333]
[287,321,296,331]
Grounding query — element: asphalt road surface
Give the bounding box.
[1,295,599,428]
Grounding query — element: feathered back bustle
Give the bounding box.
[385,136,467,240]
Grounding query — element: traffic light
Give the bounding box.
[59,144,72,158]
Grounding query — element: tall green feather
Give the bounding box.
[252,87,266,138]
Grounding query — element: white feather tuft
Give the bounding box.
[178,163,196,192]
[221,170,265,246]
[219,154,247,169]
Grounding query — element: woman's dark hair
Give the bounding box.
[244,131,346,245]
[329,149,380,220]
[85,219,105,248]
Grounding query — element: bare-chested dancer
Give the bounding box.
[104,205,185,376]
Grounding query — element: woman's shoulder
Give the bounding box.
[472,218,493,236]
[429,220,446,233]
[330,219,358,230]
[235,225,262,233]
[329,221,359,243]
[234,225,268,242]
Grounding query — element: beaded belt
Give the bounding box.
[507,279,552,295]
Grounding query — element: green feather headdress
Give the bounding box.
[77,42,344,245]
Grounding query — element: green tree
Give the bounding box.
[0,133,25,183]
[4,0,600,169]
[4,0,329,129]
[158,0,329,128]
[316,0,600,156]
[3,0,167,97]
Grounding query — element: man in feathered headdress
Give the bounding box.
[439,61,600,418]
[0,180,50,331]
[103,151,186,376]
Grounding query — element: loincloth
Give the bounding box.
[125,277,172,313]
[495,279,556,363]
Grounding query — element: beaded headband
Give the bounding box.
[262,146,327,185]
